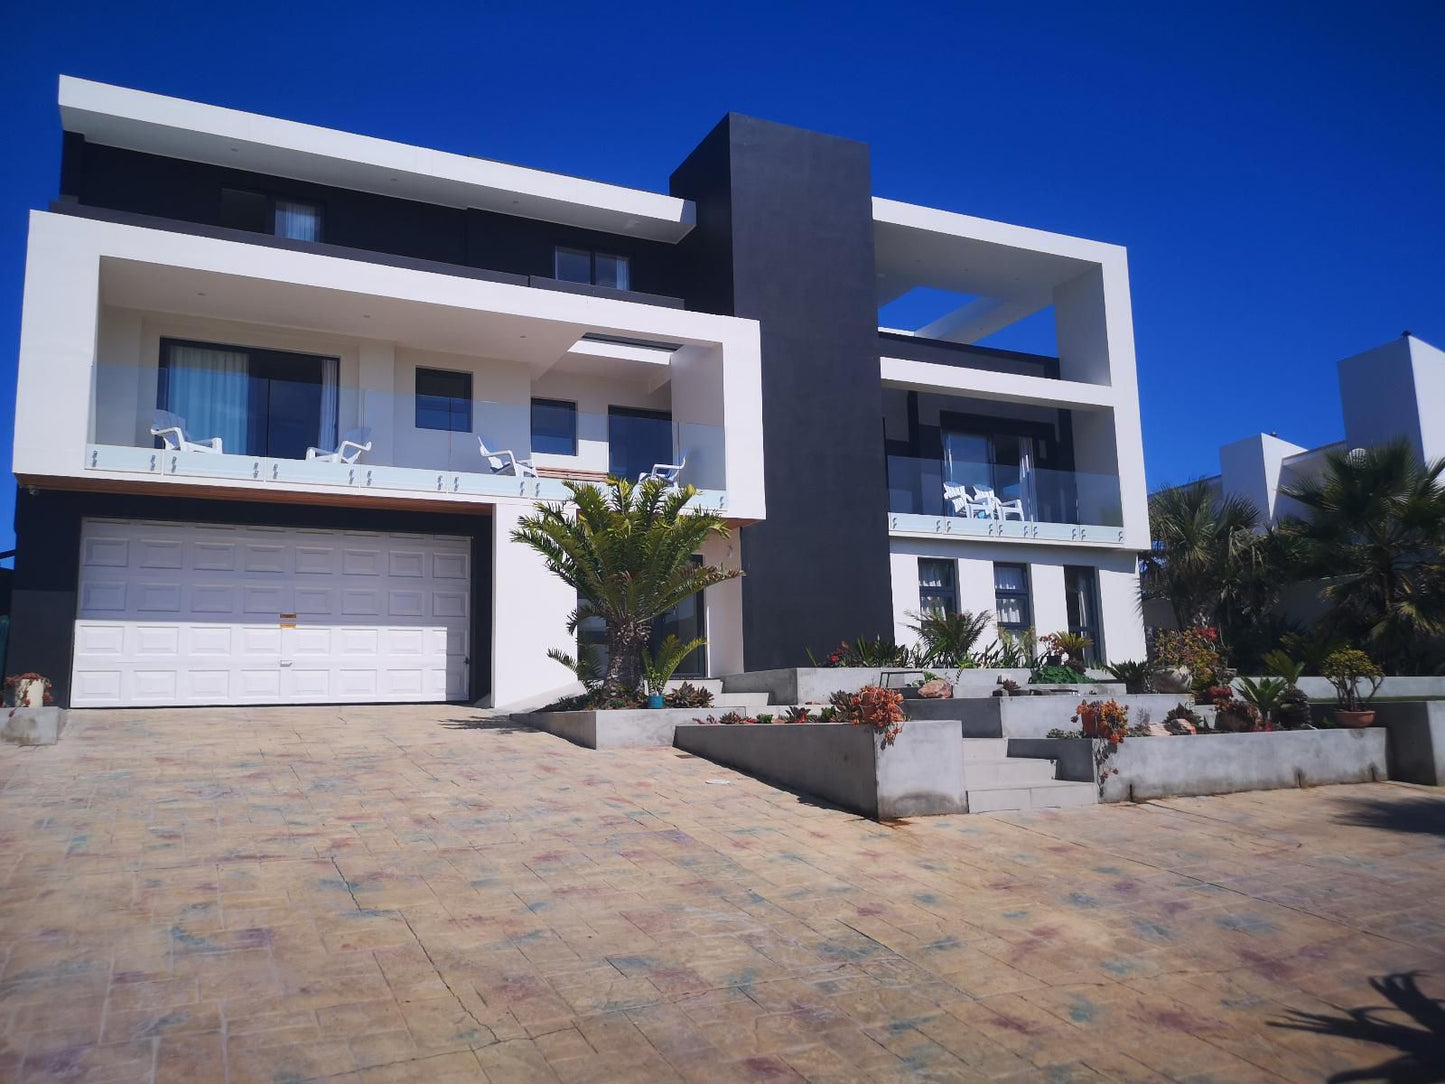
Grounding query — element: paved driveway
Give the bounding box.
[1,706,1443,1082]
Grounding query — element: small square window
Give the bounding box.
[594,253,629,291]
[531,398,577,456]
[554,247,592,283]
[415,368,472,433]
[274,199,322,242]
[219,188,269,233]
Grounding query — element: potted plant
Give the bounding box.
[4,673,53,709]
[1148,627,1222,696]
[1262,650,1312,729]
[641,634,707,709]
[1322,648,1383,727]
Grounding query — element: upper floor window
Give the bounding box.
[219,187,323,242]
[531,398,577,455]
[554,246,629,291]
[918,558,958,617]
[275,199,322,242]
[415,368,472,433]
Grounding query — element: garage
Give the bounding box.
[70,519,471,706]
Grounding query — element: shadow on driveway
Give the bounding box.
[1333,795,1445,838]
[1270,971,1445,1082]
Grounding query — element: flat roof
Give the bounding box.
[58,76,696,243]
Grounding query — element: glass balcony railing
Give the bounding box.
[887,454,1124,528]
[85,363,727,504]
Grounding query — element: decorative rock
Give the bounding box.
[1151,667,1192,694]
[918,679,953,699]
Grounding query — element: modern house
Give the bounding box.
[9,77,1149,709]
[1196,333,1445,525]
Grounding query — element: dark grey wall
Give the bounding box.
[671,115,894,668]
[8,489,494,708]
[61,138,682,295]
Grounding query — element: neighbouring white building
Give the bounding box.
[9,77,1150,709]
[1197,333,1444,525]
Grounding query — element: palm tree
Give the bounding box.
[511,477,740,700]
[1283,441,1445,672]
[1142,481,1265,631]
[905,608,993,668]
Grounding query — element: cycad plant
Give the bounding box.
[905,609,992,668]
[1236,676,1287,726]
[642,634,708,698]
[513,478,739,701]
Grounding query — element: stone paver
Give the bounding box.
[1,705,1443,1082]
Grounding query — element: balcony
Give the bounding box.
[84,364,728,511]
[886,453,1125,544]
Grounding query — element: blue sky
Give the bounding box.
[2,1,1442,550]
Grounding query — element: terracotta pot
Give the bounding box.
[1335,710,1376,728]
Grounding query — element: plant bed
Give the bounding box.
[674,719,966,820]
[1007,728,1387,802]
[513,707,732,749]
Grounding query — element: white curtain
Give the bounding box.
[319,357,339,451]
[275,201,320,242]
[165,345,249,452]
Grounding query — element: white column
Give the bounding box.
[1028,561,1069,639]
[1098,563,1146,663]
[489,503,576,709]
[700,531,745,677]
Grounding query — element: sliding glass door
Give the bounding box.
[608,406,673,482]
[943,429,1039,515]
[159,339,338,458]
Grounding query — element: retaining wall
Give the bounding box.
[1008,729,1388,801]
[674,720,967,820]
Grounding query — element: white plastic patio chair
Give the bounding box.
[943,482,993,518]
[478,436,537,477]
[150,409,223,453]
[973,484,1026,521]
[306,427,373,464]
[638,455,686,488]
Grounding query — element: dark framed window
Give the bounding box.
[918,559,958,617]
[1064,566,1103,664]
[531,398,577,456]
[219,187,323,242]
[415,368,472,433]
[577,560,707,680]
[993,563,1032,633]
[554,246,629,290]
[157,338,338,460]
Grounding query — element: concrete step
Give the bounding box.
[959,738,1010,760]
[966,779,1098,813]
[963,758,1058,787]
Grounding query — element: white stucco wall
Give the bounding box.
[889,537,1144,663]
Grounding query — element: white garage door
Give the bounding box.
[71,519,471,707]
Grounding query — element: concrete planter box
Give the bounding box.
[911,693,1191,737]
[513,708,710,749]
[674,719,965,820]
[1267,675,1445,701]
[2,707,68,746]
[1008,728,1388,802]
[719,666,1114,704]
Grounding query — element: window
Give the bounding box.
[274,199,322,242]
[157,339,338,460]
[554,246,630,290]
[576,562,706,680]
[608,407,672,482]
[918,559,957,617]
[993,564,1032,633]
[415,368,472,433]
[218,188,322,242]
[531,399,577,456]
[1064,566,1103,664]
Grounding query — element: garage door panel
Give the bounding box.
[72,520,471,707]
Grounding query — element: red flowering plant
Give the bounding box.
[1072,699,1130,745]
[829,686,906,746]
